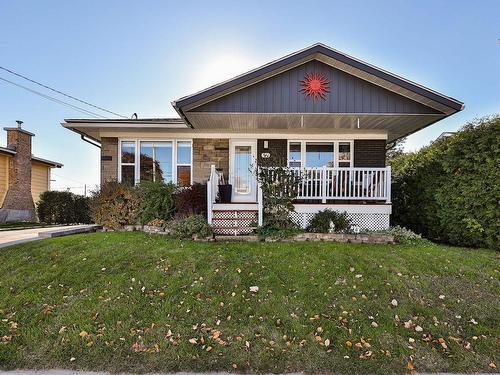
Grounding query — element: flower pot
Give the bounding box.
[218,184,232,203]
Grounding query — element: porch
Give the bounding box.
[207,164,392,234]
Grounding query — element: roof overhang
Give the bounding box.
[62,118,189,142]
[0,146,16,156]
[0,146,62,167]
[183,112,445,142]
[31,155,63,168]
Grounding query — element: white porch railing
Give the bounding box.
[207,165,222,225]
[267,166,392,203]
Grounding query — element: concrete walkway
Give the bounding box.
[0,224,100,248]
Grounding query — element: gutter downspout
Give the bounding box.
[81,134,101,149]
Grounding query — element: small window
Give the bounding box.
[176,141,192,186]
[338,142,352,168]
[120,141,135,185]
[306,142,334,168]
[288,142,302,167]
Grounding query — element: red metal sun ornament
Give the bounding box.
[299,72,331,100]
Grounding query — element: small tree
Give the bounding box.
[254,156,303,229]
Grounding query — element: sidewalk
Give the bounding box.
[0,224,100,248]
[0,371,497,375]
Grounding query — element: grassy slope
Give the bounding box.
[0,232,498,374]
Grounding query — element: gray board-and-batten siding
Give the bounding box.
[192,60,441,115]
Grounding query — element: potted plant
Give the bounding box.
[218,173,232,203]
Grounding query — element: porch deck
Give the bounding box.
[207,164,392,234]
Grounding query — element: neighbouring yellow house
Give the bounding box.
[0,122,62,223]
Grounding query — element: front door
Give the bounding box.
[229,140,257,202]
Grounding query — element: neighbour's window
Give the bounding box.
[305,142,334,168]
[338,142,352,168]
[120,141,135,185]
[140,141,173,183]
[288,142,302,167]
[176,141,192,186]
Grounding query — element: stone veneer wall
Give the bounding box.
[193,138,229,183]
[101,137,118,183]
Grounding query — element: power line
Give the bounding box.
[0,66,128,118]
[0,76,105,118]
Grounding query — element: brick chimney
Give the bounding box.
[1,121,36,221]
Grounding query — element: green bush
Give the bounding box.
[174,183,207,218]
[167,215,213,239]
[306,209,351,233]
[390,115,500,249]
[136,181,177,224]
[90,181,138,230]
[369,226,427,245]
[37,191,92,224]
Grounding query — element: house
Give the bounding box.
[62,43,463,234]
[0,122,63,223]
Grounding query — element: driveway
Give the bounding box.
[0,224,99,248]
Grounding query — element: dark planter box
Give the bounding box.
[218,184,232,203]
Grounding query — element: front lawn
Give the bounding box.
[0,232,498,373]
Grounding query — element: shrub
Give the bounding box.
[146,218,167,227]
[136,181,177,224]
[390,115,500,249]
[73,195,92,224]
[167,215,213,239]
[307,209,351,233]
[255,225,303,240]
[37,191,92,224]
[174,183,207,218]
[254,156,303,229]
[369,226,426,245]
[90,181,139,230]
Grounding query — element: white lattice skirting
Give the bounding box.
[291,204,391,231]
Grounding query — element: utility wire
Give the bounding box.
[0,66,128,118]
[0,76,104,118]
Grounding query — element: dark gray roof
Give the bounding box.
[173,42,464,112]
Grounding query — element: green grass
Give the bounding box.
[0,232,498,374]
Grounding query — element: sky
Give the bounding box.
[0,0,499,194]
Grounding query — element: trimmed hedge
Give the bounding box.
[390,115,500,249]
[37,191,92,224]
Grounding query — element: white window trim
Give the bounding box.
[287,140,354,168]
[118,139,193,185]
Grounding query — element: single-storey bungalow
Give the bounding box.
[63,43,463,234]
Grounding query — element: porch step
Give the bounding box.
[212,226,257,236]
[211,209,258,236]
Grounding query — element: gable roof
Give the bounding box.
[173,43,463,118]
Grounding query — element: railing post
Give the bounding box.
[385,166,392,203]
[257,182,263,227]
[321,165,327,203]
[207,178,212,225]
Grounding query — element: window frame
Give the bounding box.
[118,139,193,185]
[286,140,354,168]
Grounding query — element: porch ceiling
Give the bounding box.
[184,112,445,142]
